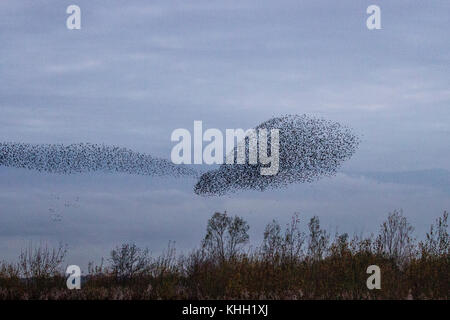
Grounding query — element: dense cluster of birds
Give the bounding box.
[0,142,197,177]
[0,115,360,196]
[194,115,360,195]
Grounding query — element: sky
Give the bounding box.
[0,0,449,269]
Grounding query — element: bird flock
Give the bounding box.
[0,114,360,196]
[0,142,197,177]
[194,115,359,195]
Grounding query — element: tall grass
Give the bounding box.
[0,211,448,300]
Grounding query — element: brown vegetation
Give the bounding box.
[0,210,448,300]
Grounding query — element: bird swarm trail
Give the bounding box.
[0,142,197,177]
[194,115,360,196]
[0,115,359,196]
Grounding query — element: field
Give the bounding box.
[0,210,448,300]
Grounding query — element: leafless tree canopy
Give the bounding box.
[307,216,330,261]
[202,211,250,261]
[109,243,151,279]
[263,213,306,263]
[375,210,415,266]
[420,211,449,257]
[18,243,67,279]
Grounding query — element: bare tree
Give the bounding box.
[307,216,329,261]
[202,211,249,261]
[263,213,305,263]
[375,210,415,265]
[202,212,229,260]
[153,241,178,277]
[0,260,19,279]
[420,211,449,257]
[109,243,150,279]
[331,232,350,255]
[19,242,67,279]
[263,219,283,260]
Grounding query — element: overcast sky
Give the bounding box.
[1,0,449,268]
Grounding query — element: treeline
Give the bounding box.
[0,210,448,299]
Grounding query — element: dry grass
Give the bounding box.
[0,211,448,300]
